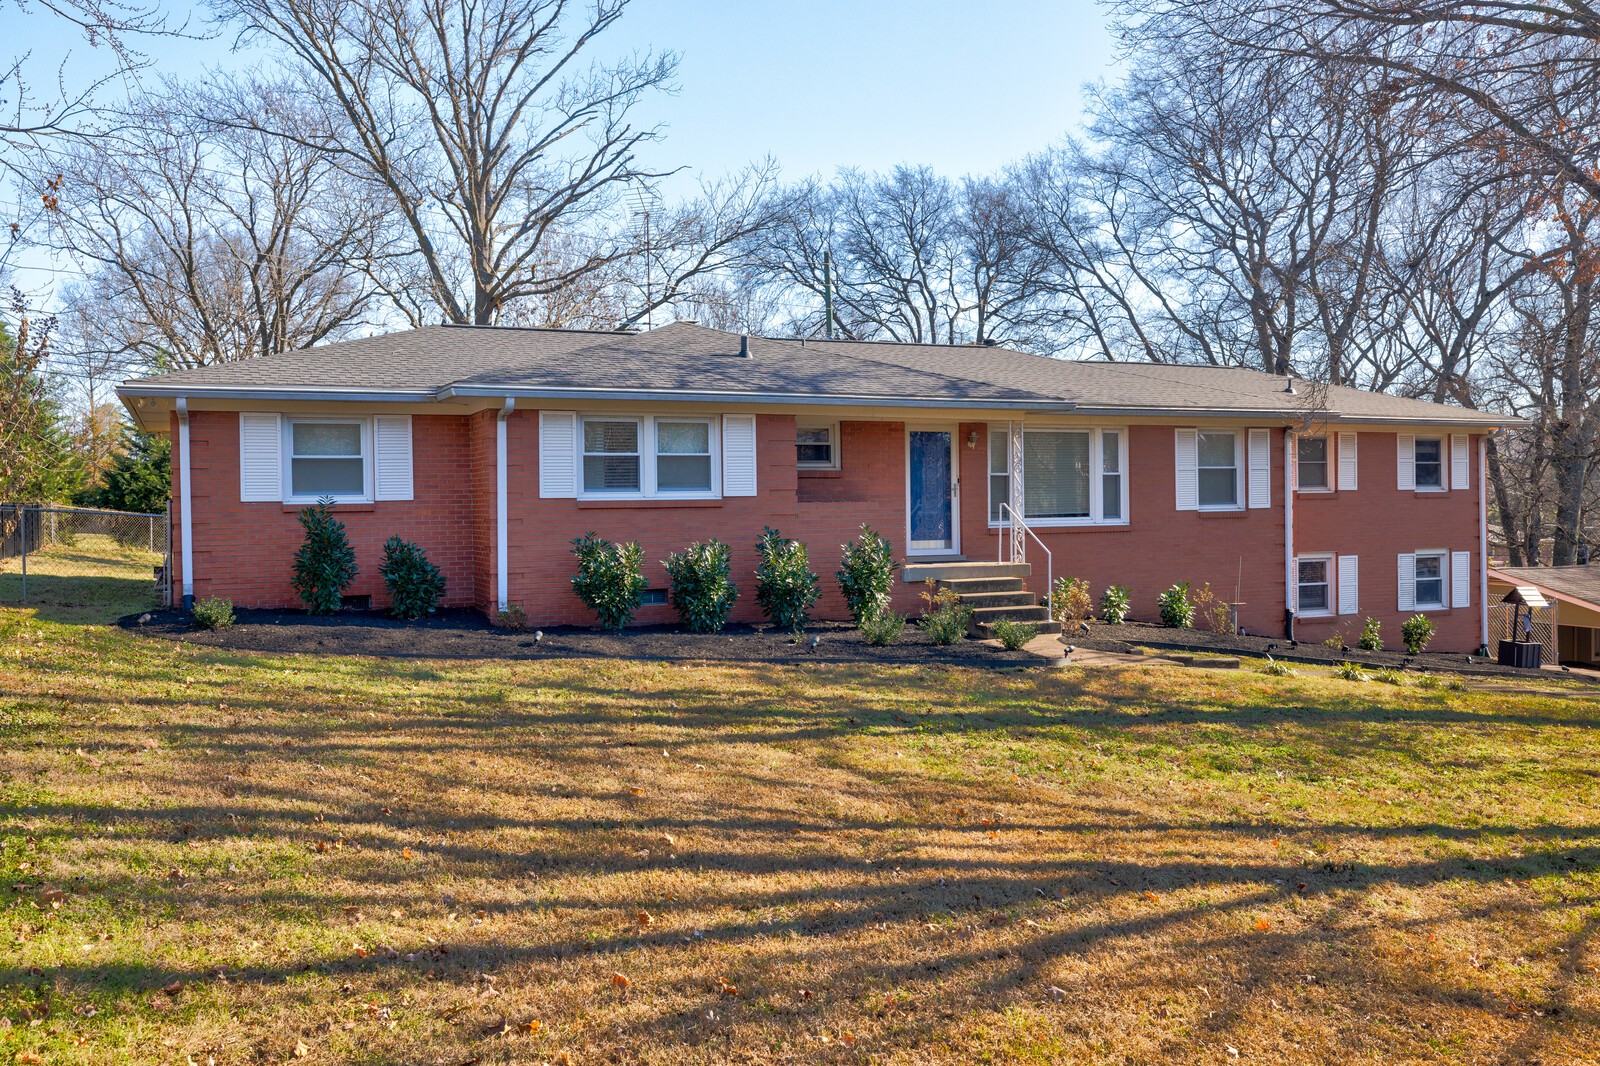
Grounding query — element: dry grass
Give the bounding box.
[0,534,162,623]
[2,610,1598,1064]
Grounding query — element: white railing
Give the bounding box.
[996,502,1053,620]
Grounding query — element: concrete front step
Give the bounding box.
[971,604,1054,624]
[903,561,1031,584]
[974,619,1063,637]
[957,590,1037,609]
[939,576,1029,595]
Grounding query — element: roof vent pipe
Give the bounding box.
[739,333,750,358]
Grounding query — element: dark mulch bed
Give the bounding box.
[121,607,1043,666]
[1072,620,1592,680]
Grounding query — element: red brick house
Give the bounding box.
[117,322,1510,650]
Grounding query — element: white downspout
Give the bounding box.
[1479,434,1489,651]
[176,397,194,609]
[1283,428,1295,639]
[496,398,515,612]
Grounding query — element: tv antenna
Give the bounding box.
[629,186,661,330]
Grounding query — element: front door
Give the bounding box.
[908,428,958,555]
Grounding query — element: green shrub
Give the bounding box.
[1100,585,1131,625]
[1323,633,1346,651]
[663,539,739,633]
[754,527,819,630]
[191,597,235,630]
[1401,614,1436,655]
[1334,660,1368,682]
[291,499,358,614]
[990,617,1039,650]
[1357,616,1383,652]
[1414,672,1442,690]
[379,536,445,619]
[570,532,648,630]
[1259,657,1294,677]
[1050,577,1092,623]
[1373,668,1406,686]
[918,580,972,645]
[1157,583,1194,628]
[858,610,906,646]
[837,525,900,624]
[1446,678,1468,692]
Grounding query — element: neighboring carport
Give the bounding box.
[1488,564,1600,667]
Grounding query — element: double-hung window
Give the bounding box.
[287,419,368,502]
[796,423,838,469]
[1198,431,1240,509]
[1296,556,1333,616]
[1414,552,1446,608]
[988,425,1127,526]
[1414,437,1444,489]
[1297,436,1329,491]
[579,416,717,498]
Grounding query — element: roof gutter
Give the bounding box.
[439,383,1075,412]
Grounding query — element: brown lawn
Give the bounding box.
[1,609,1598,1064]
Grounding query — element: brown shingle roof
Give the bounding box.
[1490,565,1600,608]
[120,321,1515,426]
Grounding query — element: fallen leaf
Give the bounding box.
[628,787,645,796]
[1047,985,1068,1001]
[1142,890,1161,902]
[636,909,654,926]
[37,886,65,906]
[611,973,631,990]
[519,1020,541,1035]
[294,1039,310,1058]
[840,1032,858,1047]
[717,978,739,997]
[160,980,183,995]
[1254,918,1271,932]
[401,847,414,859]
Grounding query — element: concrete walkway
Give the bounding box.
[979,635,1171,668]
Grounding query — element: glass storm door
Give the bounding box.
[908,429,957,554]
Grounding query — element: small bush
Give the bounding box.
[1414,672,1441,690]
[754,527,819,630]
[1051,577,1092,623]
[1100,585,1131,625]
[1157,583,1194,628]
[496,604,529,631]
[1446,677,1468,692]
[1259,657,1295,677]
[380,536,445,619]
[571,532,648,630]
[1373,668,1406,686]
[858,610,905,646]
[919,580,972,645]
[1334,660,1368,682]
[1401,613,1436,655]
[1323,633,1346,651]
[1357,616,1383,652]
[291,499,358,614]
[837,525,900,624]
[663,539,739,633]
[191,597,235,630]
[1193,582,1233,634]
[990,617,1039,650]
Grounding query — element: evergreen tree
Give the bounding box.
[74,430,171,513]
[291,500,358,613]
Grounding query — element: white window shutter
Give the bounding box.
[1397,434,1415,491]
[538,411,578,499]
[1338,432,1358,491]
[1397,553,1416,612]
[1450,434,1469,490]
[1174,428,1199,511]
[1338,555,1359,615]
[1451,550,1471,609]
[1248,428,1271,508]
[722,414,758,496]
[373,415,414,501]
[239,412,282,502]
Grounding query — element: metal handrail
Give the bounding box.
[996,503,1053,619]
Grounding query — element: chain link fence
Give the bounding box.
[0,504,171,619]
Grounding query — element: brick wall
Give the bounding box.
[171,410,477,610]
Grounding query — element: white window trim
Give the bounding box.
[282,416,372,504]
[1296,434,1333,493]
[987,424,1130,528]
[1198,430,1245,511]
[795,420,841,470]
[1295,553,1335,618]
[577,414,721,501]
[1413,436,1448,493]
[1413,549,1448,609]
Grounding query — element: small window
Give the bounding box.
[1198,431,1239,509]
[1297,556,1332,615]
[289,420,366,500]
[656,420,713,492]
[1415,553,1445,608]
[640,588,668,606]
[989,428,1010,522]
[1415,437,1444,489]
[582,419,641,494]
[1101,430,1122,521]
[1298,436,1329,490]
[796,423,838,469]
